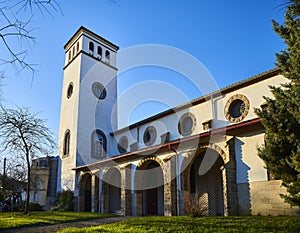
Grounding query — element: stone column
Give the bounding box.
[120,164,132,215]
[179,172,186,215]
[74,171,81,212]
[224,137,239,215]
[98,170,104,213]
[135,190,143,216]
[180,151,193,216]
[91,173,99,212]
[102,169,109,213]
[163,156,177,216]
[178,152,188,216]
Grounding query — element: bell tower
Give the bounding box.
[58,26,119,191]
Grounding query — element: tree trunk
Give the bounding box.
[24,153,31,215]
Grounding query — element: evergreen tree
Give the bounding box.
[255,1,300,207]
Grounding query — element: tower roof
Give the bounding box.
[64,26,119,51]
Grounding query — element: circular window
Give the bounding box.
[225,94,250,123]
[229,99,245,118]
[118,136,128,154]
[67,82,73,99]
[178,113,196,136]
[92,82,107,99]
[143,126,157,146]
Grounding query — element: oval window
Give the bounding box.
[67,82,73,99]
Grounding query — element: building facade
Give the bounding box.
[58,27,298,216]
[30,156,59,210]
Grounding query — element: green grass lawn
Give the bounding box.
[0,212,299,233]
[58,216,300,233]
[0,211,115,229]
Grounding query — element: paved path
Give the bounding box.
[1,216,133,233]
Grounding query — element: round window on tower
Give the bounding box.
[92,82,107,99]
[67,82,73,99]
[225,94,250,123]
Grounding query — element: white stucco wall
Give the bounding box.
[58,51,81,190]
[59,29,118,191]
[113,74,287,159]
[235,131,267,184]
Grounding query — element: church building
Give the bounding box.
[58,26,298,216]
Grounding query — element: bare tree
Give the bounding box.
[0,107,55,214]
[0,0,61,76]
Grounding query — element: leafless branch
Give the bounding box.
[0,0,61,77]
[8,0,62,17]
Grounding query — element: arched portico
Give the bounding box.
[102,167,121,213]
[80,172,92,212]
[181,145,227,216]
[135,157,164,216]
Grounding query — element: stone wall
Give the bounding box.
[249,180,299,215]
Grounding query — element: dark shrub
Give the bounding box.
[51,190,74,211]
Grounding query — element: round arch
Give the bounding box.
[181,144,226,174]
[137,156,164,169]
[80,172,92,212]
[102,167,121,213]
[135,156,164,216]
[181,144,227,216]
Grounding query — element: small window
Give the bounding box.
[76,42,79,52]
[91,130,106,159]
[67,82,73,99]
[68,51,71,60]
[72,46,75,56]
[105,50,110,61]
[97,46,102,57]
[63,130,70,157]
[89,41,94,52]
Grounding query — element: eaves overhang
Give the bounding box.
[73,118,262,172]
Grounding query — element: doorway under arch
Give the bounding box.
[80,173,92,212]
[188,149,225,216]
[135,159,164,216]
[103,167,121,213]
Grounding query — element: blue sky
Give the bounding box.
[1,0,286,152]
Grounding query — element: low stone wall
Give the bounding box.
[248,180,298,216]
